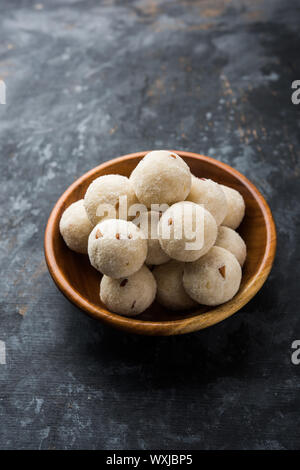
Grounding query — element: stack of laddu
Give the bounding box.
[59,151,246,316]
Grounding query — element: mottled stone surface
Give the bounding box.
[0,0,300,450]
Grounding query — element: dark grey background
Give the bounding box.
[0,0,300,450]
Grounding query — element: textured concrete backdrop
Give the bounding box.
[0,0,300,450]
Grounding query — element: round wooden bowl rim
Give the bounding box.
[44,151,276,335]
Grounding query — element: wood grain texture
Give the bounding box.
[44,151,276,335]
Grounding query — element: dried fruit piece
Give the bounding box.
[168,218,173,226]
[131,300,136,309]
[219,265,226,278]
[116,233,120,240]
[95,229,103,239]
[128,233,132,239]
[170,153,177,159]
[120,279,128,287]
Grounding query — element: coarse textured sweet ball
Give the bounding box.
[153,260,197,311]
[84,174,138,226]
[186,176,227,225]
[215,226,247,266]
[130,150,192,207]
[221,184,245,229]
[183,246,242,306]
[100,265,157,316]
[88,219,147,278]
[59,199,93,254]
[138,210,170,265]
[158,201,217,262]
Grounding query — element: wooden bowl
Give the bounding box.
[44,151,276,335]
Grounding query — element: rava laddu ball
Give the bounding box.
[158,201,217,262]
[153,260,197,310]
[215,226,246,266]
[130,150,192,208]
[138,210,170,266]
[186,176,227,225]
[59,199,93,254]
[84,174,138,226]
[100,265,156,316]
[88,219,147,278]
[183,246,242,306]
[221,184,245,230]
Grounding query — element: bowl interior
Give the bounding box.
[45,152,276,335]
